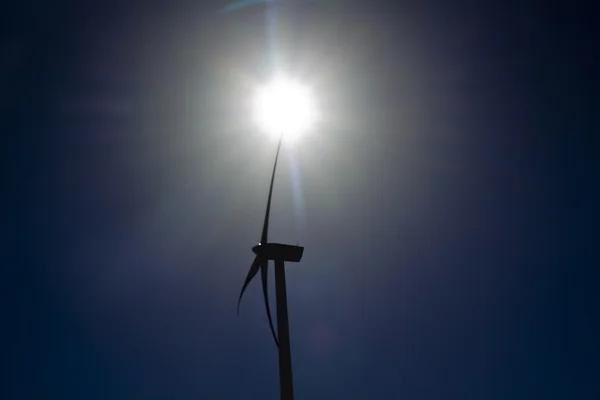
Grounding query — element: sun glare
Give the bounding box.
[252,75,316,142]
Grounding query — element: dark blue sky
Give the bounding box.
[3,1,599,398]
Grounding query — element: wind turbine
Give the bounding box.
[237,75,315,400]
[237,136,297,348]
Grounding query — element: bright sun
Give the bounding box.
[252,75,316,142]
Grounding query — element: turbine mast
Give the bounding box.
[275,258,294,400]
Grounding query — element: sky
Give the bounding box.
[3,0,599,399]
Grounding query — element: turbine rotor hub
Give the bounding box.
[252,244,264,255]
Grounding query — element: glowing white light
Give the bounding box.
[252,75,316,142]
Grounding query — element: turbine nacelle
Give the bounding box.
[252,243,305,263]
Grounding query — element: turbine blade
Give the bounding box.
[260,136,282,244]
[261,259,279,347]
[237,256,261,315]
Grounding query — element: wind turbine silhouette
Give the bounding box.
[237,137,282,347]
[237,136,303,400]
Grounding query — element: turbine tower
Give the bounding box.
[237,136,302,400]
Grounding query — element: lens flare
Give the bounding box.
[252,75,316,142]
